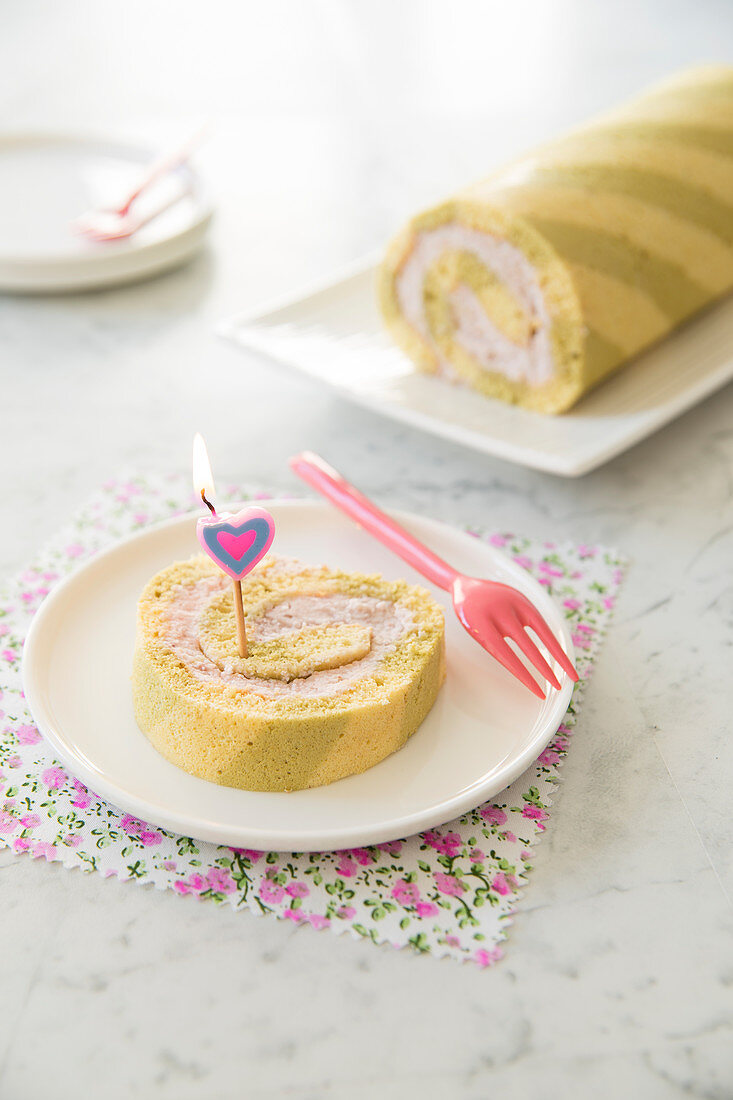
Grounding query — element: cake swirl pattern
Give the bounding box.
[132,555,445,791]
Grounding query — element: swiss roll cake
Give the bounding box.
[132,554,445,792]
[379,66,733,413]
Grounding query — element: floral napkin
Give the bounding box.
[0,475,625,967]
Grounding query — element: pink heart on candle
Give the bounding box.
[196,506,276,581]
[217,529,257,561]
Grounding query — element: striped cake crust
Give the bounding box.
[379,65,733,414]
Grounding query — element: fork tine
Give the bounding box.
[520,604,579,682]
[510,627,561,691]
[487,637,546,700]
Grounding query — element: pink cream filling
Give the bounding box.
[161,572,415,699]
[396,224,554,386]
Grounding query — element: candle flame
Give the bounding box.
[192,433,216,512]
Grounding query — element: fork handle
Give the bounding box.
[290,452,458,592]
[118,122,208,217]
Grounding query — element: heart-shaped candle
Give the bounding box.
[196,506,276,581]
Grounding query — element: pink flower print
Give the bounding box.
[174,872,207,896]
[13,837,30,853]
[434,872,466,897]
[308,914,330,930]
[603,596,615,610]
[469,848,486,863]
[336,856,357,878]
[563,598,582,611]
[491,873,512,896]
[284,907,304,922]
[7,755,21,769]
[32,841,57,861]
[415,901,439,918]
[444,935,461,948]
[500,831,517,844]
[392,879,421,907]
[480,806,507,826]
[2,649,15,663]
[538,562,564,578]
[576,623,595,635]
[16,724,41,745]
[513,555,532,570]
[339,847,372,866]
[441,832,462,856]
[0,810,17,834]
[538,748,560,767]
[65,834,82,847]
[42,766,67,789]
[285,881,309,899]
[521,849,533,861]
[577,544,596,558]
[133,513,149,525]
[20,814,40,829]
[115,484,142,504]
[423,830,462,857]
[71,778,92,808]
[120,814,141,834]
[139,829,162,847]
[66,543,84,559]
[337,906,356,919]
[239,848,263,863]
[489,534,508,547]
[0,625,8,636]
[206,867,236,895]
[475,947,503,968]
[522,804,549,830]
[377,840,403,857]
[259,879,285,905]
[163,860,177,871]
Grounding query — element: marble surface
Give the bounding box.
[2,2,733,1096]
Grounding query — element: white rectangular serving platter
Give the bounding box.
[221,253,733,477]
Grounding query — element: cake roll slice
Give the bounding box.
[379,65,733,414]
[132,554,445,792]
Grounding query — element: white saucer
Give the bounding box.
[22,501,574,851]
[222,254,733,477]
[0,132,212,292]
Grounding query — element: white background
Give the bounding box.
[1,2,732,1096]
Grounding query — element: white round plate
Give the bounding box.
[22,502,574,851]
[0,132,212,292]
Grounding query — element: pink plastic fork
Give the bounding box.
[73,123,208,242]
[290,452,578,700]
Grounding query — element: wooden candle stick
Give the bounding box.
[232,579,248,658]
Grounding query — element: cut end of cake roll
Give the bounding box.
[379,200,587,414]
[379,65,733,415]
[132,554,445,792]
